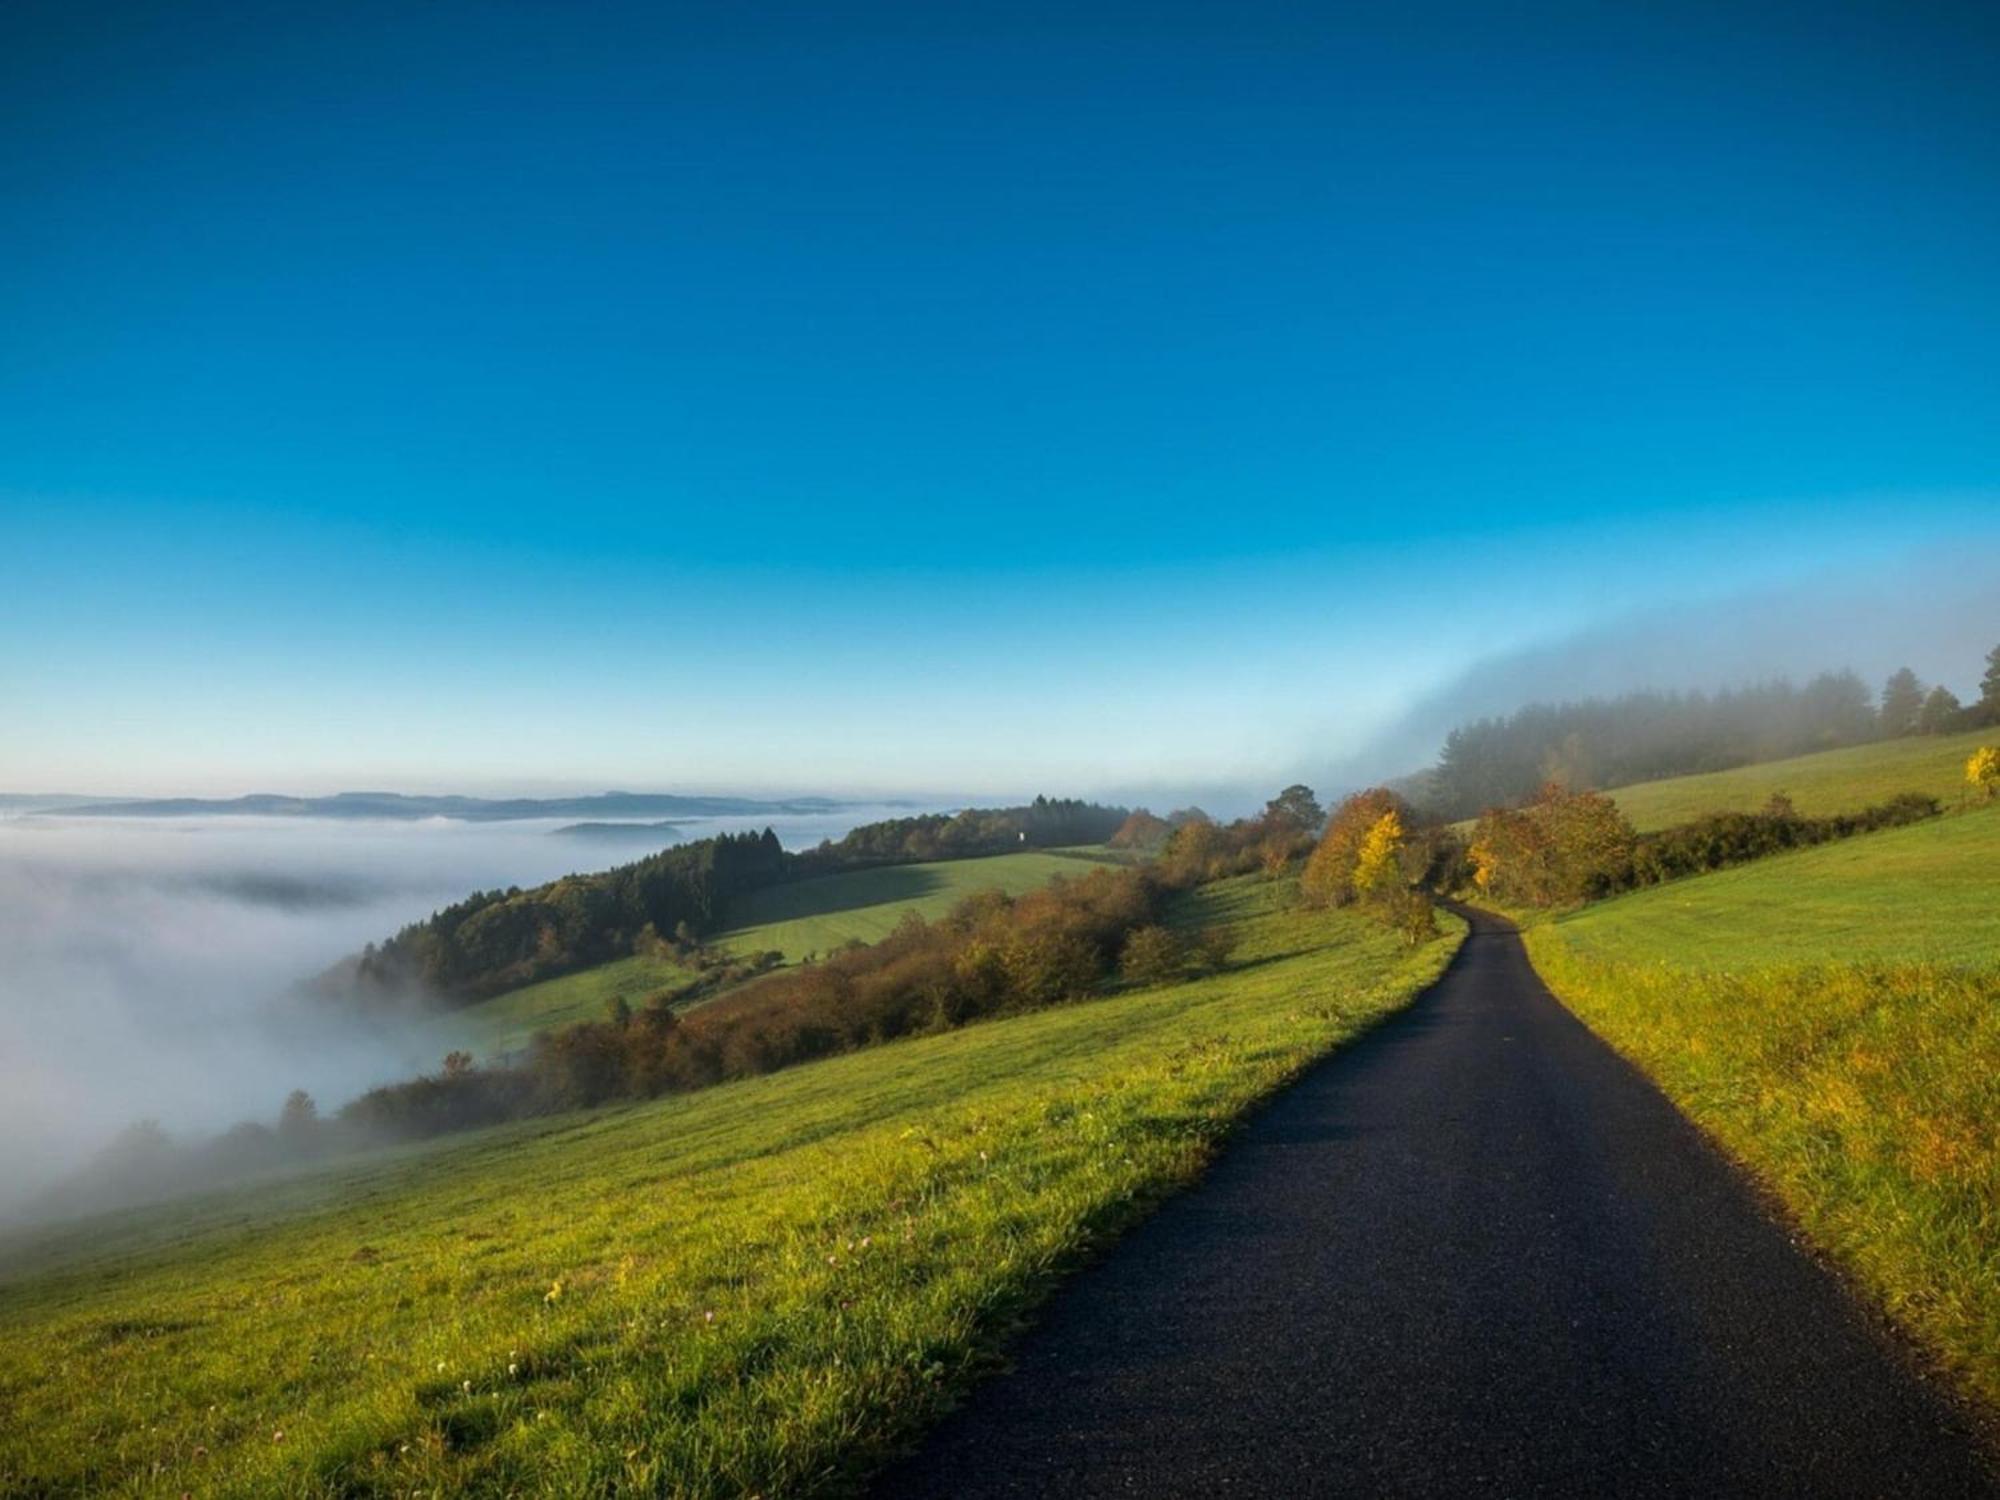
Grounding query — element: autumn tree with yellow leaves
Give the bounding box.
[1301,788,1411,908]
[1969,746,2000,800]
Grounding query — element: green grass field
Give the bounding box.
[1539,799,2000,967]
[1523,798,2000,1410]
[714,850,1100,962]
[0,877,1461,1498]
[452,954,698,1055]
[451,850,1104,1055]
[1606,729,1992,831]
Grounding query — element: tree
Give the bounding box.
[1190,924,1237,971]
[1538,786,1637,898]
[1468,805,1551,902]
[1465,784,1635,907]
[1262,784,1325,835]
[1108,809,1172,850]
[277,1090,319,1154]
[1160,818,1221,881]
[1969,746,2000,801]
[1918,685,1963,735]
[1803,670,1880,746]
[1386,888,1440,946]
[1983,645,2000,722]
[1353,811,1406,900]
[1302,789,1411,907]
[1120,925,1186,984]
[1879,668,1925,736]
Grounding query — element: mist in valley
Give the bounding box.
[0,804,925,1221]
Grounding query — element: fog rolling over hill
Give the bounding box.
[1324,550,2000,791]
[0,802,928,1217]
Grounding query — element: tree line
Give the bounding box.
[343,797,1130,1006]
[1422,644,2000,820]
[339,860,1218,1140]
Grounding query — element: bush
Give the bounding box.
[1385,888,1440,946]
[1120,925,1187,984]
[1190,924,1238,972]
[1471,786,1941,908]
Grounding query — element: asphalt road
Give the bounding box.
[872,905,1997,1498]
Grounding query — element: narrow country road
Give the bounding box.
[872,906,1997,1498]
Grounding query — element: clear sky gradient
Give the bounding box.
[4,1,1996,799]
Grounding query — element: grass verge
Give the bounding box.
[1523,810,2000,1411]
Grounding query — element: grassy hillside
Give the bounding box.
[1607,729,1991,831]
[453,953,697,1055]
[0,878,1461,1499]
[451,849,1102,1055]
[1524,800,2000,1410]
[1541,800,2000,967]
[714,850,1100,962]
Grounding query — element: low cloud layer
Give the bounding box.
[0,806,917,1218]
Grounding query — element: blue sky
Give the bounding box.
[3,1,1996,799]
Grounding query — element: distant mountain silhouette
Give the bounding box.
[29,790,857,822]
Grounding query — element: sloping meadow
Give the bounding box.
[0,877,1459,1498]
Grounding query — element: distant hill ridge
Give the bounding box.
[35,790,857,822]
[1415,656,1997,820]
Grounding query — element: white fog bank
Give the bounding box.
[0,805,925,1215]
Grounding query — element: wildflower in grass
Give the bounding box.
[508,1362,519,1376]
[462,1379,472,1394]
[544,1278,564,1304]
